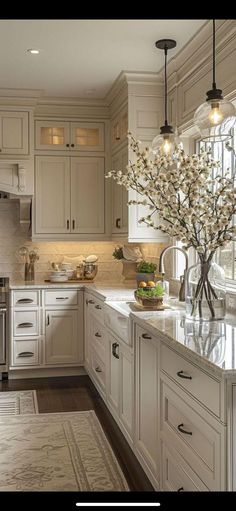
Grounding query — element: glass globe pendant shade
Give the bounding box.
[194,96,236,142]
[152,123,178,156]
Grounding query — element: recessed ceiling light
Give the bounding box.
[27,49,40,55]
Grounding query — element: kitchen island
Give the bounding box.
[7,280,236,490]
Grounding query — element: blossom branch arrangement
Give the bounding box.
[106,133,236,318]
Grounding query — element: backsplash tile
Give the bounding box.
[0,202,167,282]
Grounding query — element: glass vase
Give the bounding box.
[185,259,226,321]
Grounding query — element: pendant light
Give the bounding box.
[194,20,236,142]
[152,39,177,156]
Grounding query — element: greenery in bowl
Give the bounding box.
[112,246,124,260]
[135,284,164,298]
[136,261,157,273]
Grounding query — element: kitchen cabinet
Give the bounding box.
[84,292,107,398]
[110,105,128,149]
[111,148,128,235]
[0,111,29,155]
[35,155,105,237]
[35,120,104,152]
[9,288,83,371]
[45,309,79,365]
[135,325,159,488]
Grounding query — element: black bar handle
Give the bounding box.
[112,342,119,359]
[95,332,102,338]
[177,370,192,380]
[177,423,192,436]
[142,333,152,340]
[95,305,102,310]
[177,487,184,492]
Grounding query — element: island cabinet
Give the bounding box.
[84,291,107,399]
[9,288,84,372]
[133,320,227,491]
[134,325,160,488]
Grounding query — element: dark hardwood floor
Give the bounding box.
[0,375,154,491]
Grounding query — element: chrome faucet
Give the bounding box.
[158,246,189,302]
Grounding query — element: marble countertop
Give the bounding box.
[9,280,137,302]
[131,310,236,377]
[9,279,236,376]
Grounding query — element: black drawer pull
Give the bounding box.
[116,218,121,228]
[177,487,184,492]
[142,333,152,340]
[88,299,95,304]
[17,322,34,328]
[112,342,119,359]
[95,332,101,338]
[95,305,102,310]
[177,370,192,380]
[17,298,34,303]
[17,352,34,358]
[95,366,102,373]
[56,297,69,300]
[177,423,192,436]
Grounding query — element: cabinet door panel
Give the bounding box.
[120,344,133,438]
[35,121,70,150]
[135,327,159,478]
[35,156,70,233]
[111,149,128,234]
[107,335,120,414]
[70,122,104,151]
[71,157,104,233]
[45,309,79,364]
[0,112,28,155]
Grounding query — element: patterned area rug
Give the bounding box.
[0,390,38,415]
[0,410,129,491]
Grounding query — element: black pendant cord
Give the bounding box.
[212,19,216,90]
[164,46,168,126]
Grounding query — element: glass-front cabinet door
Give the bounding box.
[35,121,70,150]
[35,120,104,152]
[70,122,104,151]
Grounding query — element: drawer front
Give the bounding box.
[14,310,39,336]
[13,339,39,366]
[161,442,208,491]
[104,306,130,345]
[13,290,39,307]
[91,350,106,390]
[86,296,104,323]
[44,290,78,306]
[91,316,106,354]
[161,380,223,490]
[161,343,220,417]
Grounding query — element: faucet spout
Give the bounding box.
[159,245,189,302]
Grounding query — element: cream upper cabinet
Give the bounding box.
[111,148,128,235]
[111,105,128,149]
[35,156,71,234]
[35,155,105,237]
[0,111,29,155]
[35,120,104,152]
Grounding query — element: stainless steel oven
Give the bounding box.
[0,277,9,377]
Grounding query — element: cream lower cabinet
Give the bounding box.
[107,332,133,443]
[10,288,83,371]
[45,309,79,365]
[35,156,105,238]
[135,325,159,488]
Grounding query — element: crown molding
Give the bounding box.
[106,71,163,105]
[167,19,236,90]
[0,88,44,107]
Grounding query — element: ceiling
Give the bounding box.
[0,19,207,99]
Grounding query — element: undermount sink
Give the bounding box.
[106,298,185,316]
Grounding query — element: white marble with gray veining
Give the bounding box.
[9,279,236,377]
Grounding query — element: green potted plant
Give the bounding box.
[136,260,157,286]
[134,284,164,309]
